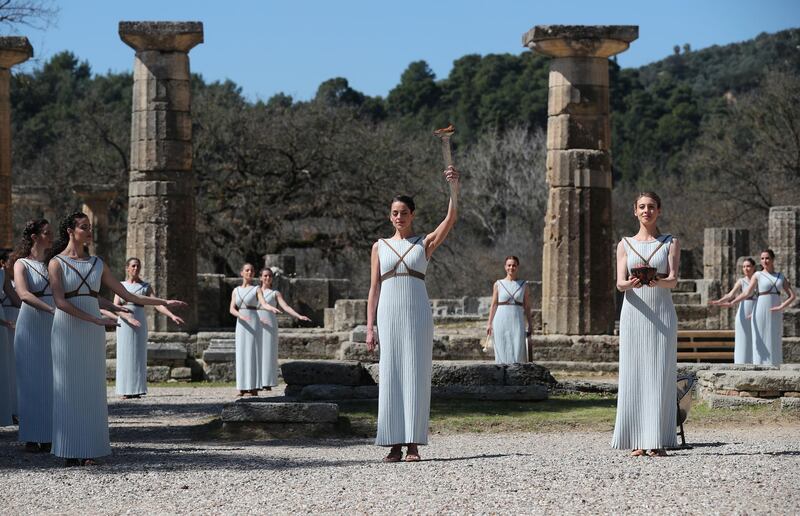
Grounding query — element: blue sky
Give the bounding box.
[16,0,800,101]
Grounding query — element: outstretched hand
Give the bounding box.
[166,299,188,309]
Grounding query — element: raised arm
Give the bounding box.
[101,263,185,309]
[48,259,116,326]
[276,292,311,322]
[651,238,680,289]
[486,282,499,336]
[13,261,54,314]
[366,242,381,352]
[423,166,460,259]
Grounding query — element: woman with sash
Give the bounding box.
[229,263,279,397]
[114,257,185,399]
[612,192,679,458]
[486,256,532,364]
[257,267,310,391]
[366,165,460,463]
[722,249,796,365]
[48,212,187,466]
[710,257,758,364]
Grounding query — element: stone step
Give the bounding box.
[672,292,701,305]
[221,398,339,423]
[675,279,698,293]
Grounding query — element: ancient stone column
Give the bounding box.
[703,228,749,291]
[119,22,202,331]
[73,185,117,259]
[0,37,33,250]
[523,25,638,335]
[769,206,800,287]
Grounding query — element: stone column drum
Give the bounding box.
[523,25,638,335]
[769,206,800,287]
[703,228,749,290]
[119,22,203,331]
[0,37,33,250]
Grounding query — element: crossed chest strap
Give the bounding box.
[623,236,669,269]
[56,256,99,298]
[380,237,425,282]
[498,281,525,306]
[22,258,52,298]
[759,273,782,295]
[258,289,277,311]
[237,286,259,309]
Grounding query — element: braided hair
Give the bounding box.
[9,218,49,266]
[46,212,88,262]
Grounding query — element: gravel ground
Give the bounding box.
[0,386,798,515]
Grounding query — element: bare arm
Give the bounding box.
[3,268,20,307]
[13,261,54,313]
[101,264,185,309]
[423,166,460,259]
[257,289,281,315]
[616,241,642,292]
[523,283,533,334]
[48,259,116,326]
[650,238,680,289]
[229,290,249,322]
[366,242,381,352]
[725,272,760,306]
[276,292,311,321]
[710,279,742,305]
[486,282,499,336]
[151,286,185,325]
[773,278,797,312]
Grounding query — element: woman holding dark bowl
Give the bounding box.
[611,191,679,458]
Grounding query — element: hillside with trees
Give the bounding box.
[9,28,800,296]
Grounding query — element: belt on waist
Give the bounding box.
[758,292,780,295]
[380,270,426,282]
[64,291,98,299]
[33,291,52,298]
[127,303,145,308]
[240,305,259,310]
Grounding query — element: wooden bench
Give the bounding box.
[677,330,735,363]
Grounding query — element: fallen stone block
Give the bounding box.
[299,384,356,401]
[147,341,188,365]
[221,399,339,423]
[147,366,171,383]
[337,342,378,362]
[353,385,379,399]
[556,380,618,394]
[202,338,235,363]
[431,361,505,386]
[281,360,368,386]
[432,385,548,401]
[106,359,116,381]
[697,370,800,393]
[504,363,558,386]
[780,396,800,413]
[170,366,192,380]
[704,394,777,409]
[204,362,235,383]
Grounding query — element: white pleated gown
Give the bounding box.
[259,288,280,388]
[1,281,18,417]
[0,270,13,426]
[492,279,527,364]
[115,281,150,396]
[50,256,111,459]
[375,236,433,446]
[734,278,756,365]
[234,286,261,391]
[14,259,55,443]
[751,271,784,366]
[612,235,678,450]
